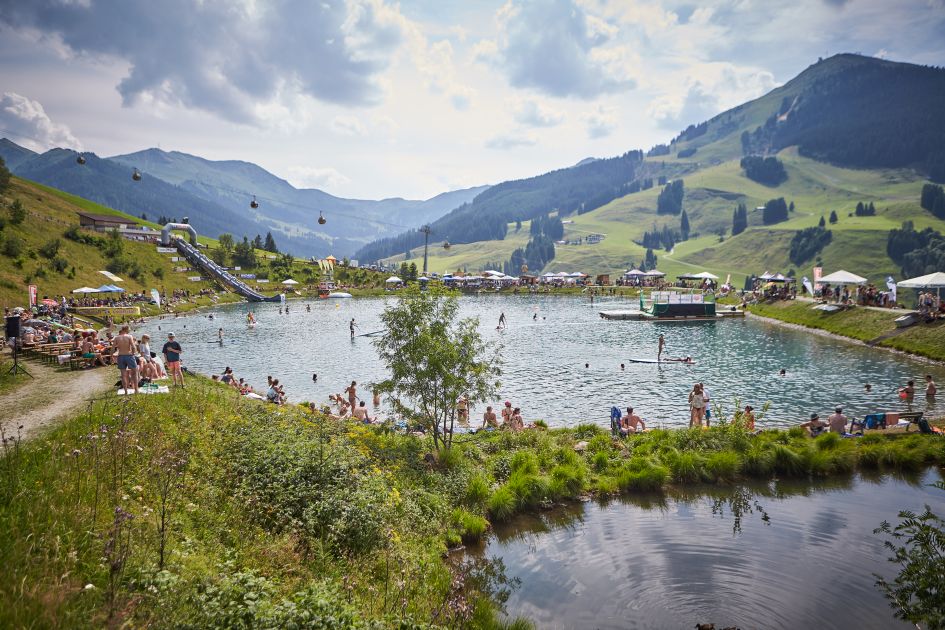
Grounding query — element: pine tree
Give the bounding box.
[732,203,748,236]
[829,210,838,224]
[680,210,690,241]
[819,215,826,227]
[263,231,279,253]
[252,234,263,250]
[644,248,658,271]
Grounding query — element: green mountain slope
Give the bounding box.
[382,54,945,284]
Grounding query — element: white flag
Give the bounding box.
[886,276,897,303]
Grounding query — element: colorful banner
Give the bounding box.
[150,289,161,307]
[813,267,823,290]
[28,284,37,306]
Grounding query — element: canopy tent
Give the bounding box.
[417,276,430,281]
[96,284,125,293]
[897,271,945,290]
[898,271,945,299]
[281,279,299,285]
[819,270,867,285]
[679,271,719,281]
[769,273,795,283]
[643,269,666,277]
[568,272,586,277]
[72,287,99,294]
[624,269,645,277]
[758,271,775,281]
[385,276,403,284]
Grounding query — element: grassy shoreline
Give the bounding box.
[747,300,945,362]
[2,378,943,628]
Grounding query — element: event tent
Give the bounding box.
[819,270,867,285]
[897,271,945,298]
[624,269,645,277]
[643,270,666,277]
[96,284,125,293]
[281,279,299,285]
[385,276,403,284]
[72,287,99,293]
[680,271,719,281]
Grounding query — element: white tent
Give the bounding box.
[417,276,430,281]
[897,271,945,289]
[568,272,585,277]
[385,276,403,283]
[898,271,945,299]
[624,269,645,276]
[281,278,299,285]
[71,287,99,293]
[758,271,774,280]
[681,271,719,281]
[644,269,666,277]
[819,270,867,285]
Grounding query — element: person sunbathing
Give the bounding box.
[800,413,827,436]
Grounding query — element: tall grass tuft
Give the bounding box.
[591,451,610,472]
[487,486,517,522]
[742,444,774,477]
[452,507,489,542]
[549,464,585,498]
[506,472,550,508]
[617,458,669,492]
[509,451,539,476]
[665,450,705,483]
[814,432,841,451]
[464,474,491,509]
[770,444,804,476]
[704,451,742,483]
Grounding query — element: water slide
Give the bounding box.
[161,223,281,303]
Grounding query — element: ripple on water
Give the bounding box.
[140,295,945,428]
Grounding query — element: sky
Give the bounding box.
[0,0,943,201]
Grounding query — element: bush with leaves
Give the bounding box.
[874,481,945,629]
[8,199,26,225]
[1,234,24,258]
[38,238,61,259]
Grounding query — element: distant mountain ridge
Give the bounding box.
[0,142,488,257]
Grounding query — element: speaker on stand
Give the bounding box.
[5,316,33,379]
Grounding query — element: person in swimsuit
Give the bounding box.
[457,395,469,425]
[800,412,827,436]
[482,406,498,429]
[162,333,184,387]
[926,374,937,399]
[345,380,358,408]
[498,312,507,329]
[115,325,139,395]
[350,318,357,338]
[352,401,371,422]
[743,405,756,432]
[688,383,705,428]
[501,401,513,426]
[621,407,645,434]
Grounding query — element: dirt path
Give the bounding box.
[0,361,114,440]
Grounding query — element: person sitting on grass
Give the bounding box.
[743,405,756,432]
[800,412,827,436]
[352,401,371,423]
[620,407,645,435]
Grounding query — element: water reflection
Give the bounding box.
[466,471,944,630]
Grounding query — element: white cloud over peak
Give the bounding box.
[582,105,618,139]
[287,165,351,191]
[0,92,81,151]
[485,132,538,149]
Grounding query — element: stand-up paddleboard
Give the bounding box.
[626,358,696,365]
[356,329,385,337]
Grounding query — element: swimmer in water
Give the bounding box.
[306,304,311,312]
[218,327,223,342]
[779,368,786,376]
[864,383,872,392]
[312,373,317,383]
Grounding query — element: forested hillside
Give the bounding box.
[356,151,644,262]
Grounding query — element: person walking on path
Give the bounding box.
[115,325,139,395]
[162,332,184,388]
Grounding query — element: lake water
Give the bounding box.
[139,295,945,428]
[464,470,945,630]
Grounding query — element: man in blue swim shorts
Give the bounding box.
[115,325,139,395]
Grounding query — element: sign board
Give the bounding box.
[256,278,269,283]
[156,247,177,253]
[233,266,241,271]
[28,284,37,306]
[239,274,256,279]
[170,256,182,262]
[813,267,823,290]
[188,276,204,282]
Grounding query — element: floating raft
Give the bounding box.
[598,309,745,321]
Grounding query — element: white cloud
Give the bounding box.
[331,115,367,136]
[287,165,351,190]
[512,98,565,127]
[582,105,617,139]
[0,92,81,150]
[479,0,637,99]
[485,132,538,149]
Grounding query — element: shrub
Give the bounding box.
[438,446,465,471]
[506,472,550,508]
[51,257,68,273]
[666,450,705,483]
[509,450,539,475]
[814,432,842,451]
[770,444,804,476]
[464,474,491,509]
[153,267,165,279]
[573,423,603,439]
[593,476,619,495]
[452,508,489,542]
[8,199,26,224]
[743,444,774,476]
[487,486,517,522]
[1,234,24,257]
[617,459,669,492]
[591,451,610,472]
[554,447,580,467]
[38,238,61,259]
[587,433,612,454]
[704,451,742,483]
[549,464,585,498]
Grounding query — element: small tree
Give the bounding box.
[0,156,9,193]
[373,287,502,450]
[9,199,26,225]
[829,210,838,224]
[680,209,690,241]
[818,215,826,227]
[874,482,945,629]
[218,233,234,254]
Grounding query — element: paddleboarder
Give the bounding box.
[657,334,665,363]
[350,318,358,338]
